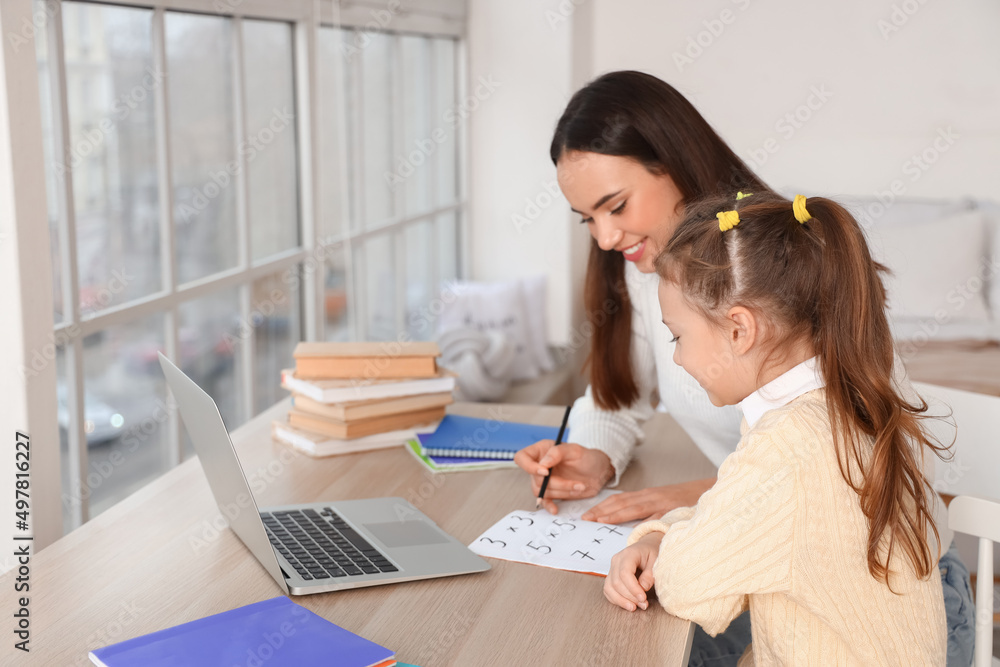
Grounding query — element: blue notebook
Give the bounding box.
[88,596,395,667]
[417,415,569,459]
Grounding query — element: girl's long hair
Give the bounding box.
[550,70,771,410]
[656,193,949,582]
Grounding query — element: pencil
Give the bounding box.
[536,405,572,508]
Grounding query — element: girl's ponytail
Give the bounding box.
[658,193,949,584]
[806,196,944,583]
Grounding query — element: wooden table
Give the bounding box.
[2,401,717,666]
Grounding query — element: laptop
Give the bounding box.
[158,352,490,595]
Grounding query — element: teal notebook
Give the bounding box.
[88,596,394,667]
[417,415,568,459]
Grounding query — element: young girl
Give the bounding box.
[604,193,949,664]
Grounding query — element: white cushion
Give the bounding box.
[436,279,541,381]
[868,209,991,337]
[837,195,974,228]
[436,327,515,401]
[519,275,556,373]
[784,191,999,341]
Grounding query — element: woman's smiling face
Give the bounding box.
[556,150,686,273]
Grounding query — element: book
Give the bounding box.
[293,341,440,380]
[288,405,447,439]
[291,391,453,422]
[417,415,569,460]
[281,369,457,404]
[272,421,439,458]
[88,596,395,667]
[405,439,518,473]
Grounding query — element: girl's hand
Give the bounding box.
[604,532,664,611]
[514,440,614,514]
[581,478,716,524]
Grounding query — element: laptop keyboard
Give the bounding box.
[261,508,399,581]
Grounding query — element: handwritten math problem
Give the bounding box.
[469,491,640,576]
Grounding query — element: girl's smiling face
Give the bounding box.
[556,151,685,273]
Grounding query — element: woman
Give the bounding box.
[513,70,973,666]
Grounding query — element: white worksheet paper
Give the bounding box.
[468,490,640,576]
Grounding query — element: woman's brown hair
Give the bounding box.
[550,70,771,410]
[656,193,949,582]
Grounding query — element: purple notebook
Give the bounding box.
[88,596,394,667]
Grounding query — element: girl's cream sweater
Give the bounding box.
[628,387,946,666]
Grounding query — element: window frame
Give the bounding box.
[28,0,467,534]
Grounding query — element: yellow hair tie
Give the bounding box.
[792,194,812,224]
[717,210,740,232]
[735,191,752,200]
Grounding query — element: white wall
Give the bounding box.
[467,1,1000,344]
[585,0,1000,200]
[0,0,63,562]
[466,0,575,344]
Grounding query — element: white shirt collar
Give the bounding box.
[739,356,825,428]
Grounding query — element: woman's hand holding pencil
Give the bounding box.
[515,405,615,514]
[535,406,573,508]
[515,442,614,513]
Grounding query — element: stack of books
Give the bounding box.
[273,342,456,457]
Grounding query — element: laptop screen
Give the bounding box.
[158,352,289,593]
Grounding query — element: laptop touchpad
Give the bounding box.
[364,521,449,548]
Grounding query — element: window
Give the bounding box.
[318,28,462,343]
[35,0,466,534]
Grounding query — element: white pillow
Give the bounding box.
[519,275,555,372]
[436,280,540,381]
[436,327,515,401]
[840,196,974,229]
[872,209,990,325]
